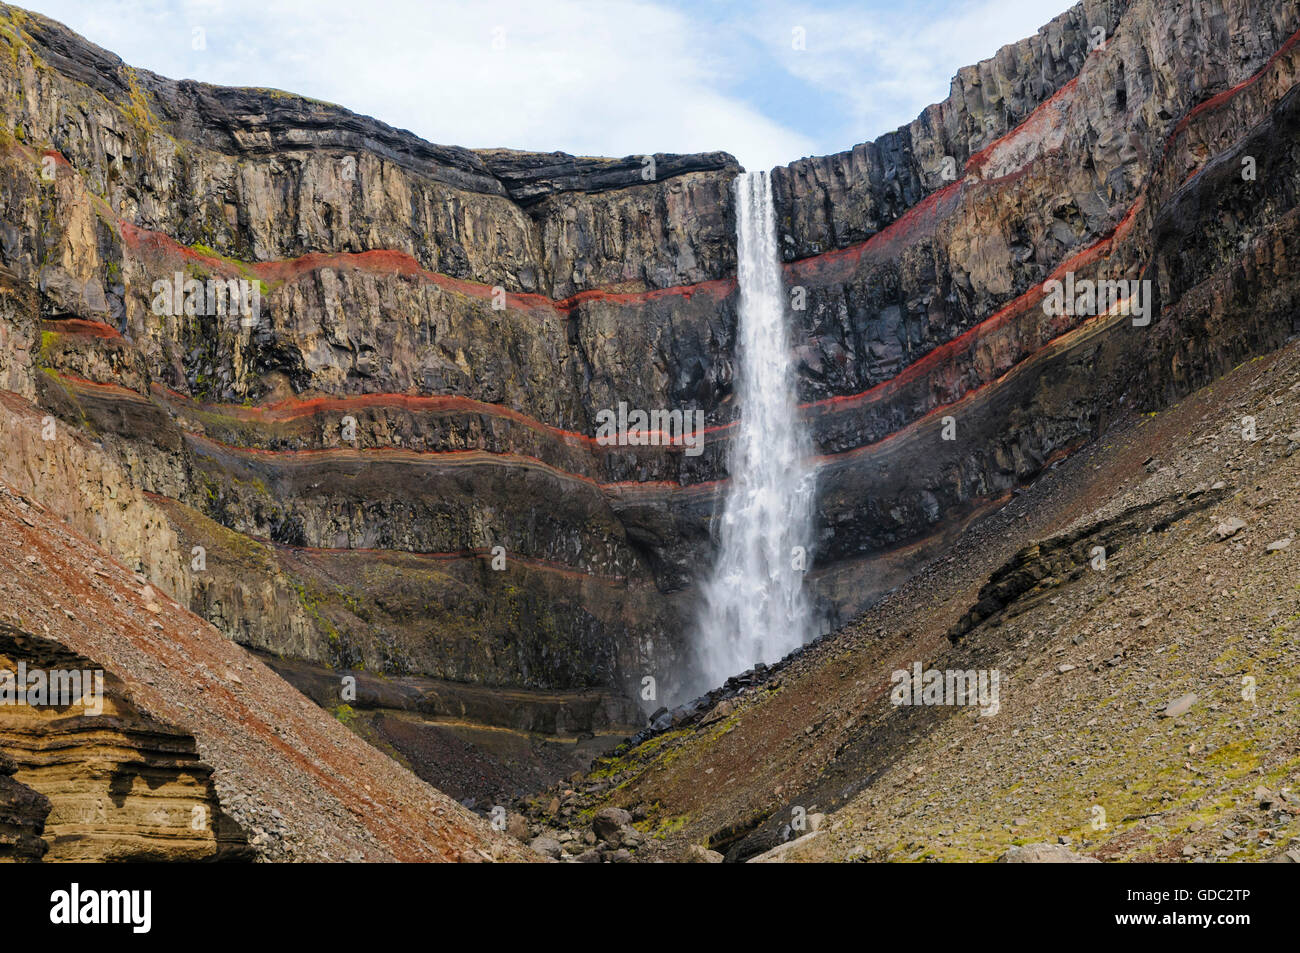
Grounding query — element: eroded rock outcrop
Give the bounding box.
[0,625,251,861]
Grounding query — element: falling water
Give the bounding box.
[691,170,817,695]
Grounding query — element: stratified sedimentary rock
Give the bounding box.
[0,0,1297,744]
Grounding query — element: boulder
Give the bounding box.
[528,836,562,859]
[997,843,1100,863]
[685,844,724,863]
[701,699,735,726]
[592,806,632,843]
[505,813,530,842]
[1214,517,1247,540]
[1160,693,1198,718]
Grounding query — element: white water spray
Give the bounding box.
[692,170,817,694]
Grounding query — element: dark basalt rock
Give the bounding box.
[478,149,741,207]
[769,0,1129,260]
[1,0,1298,746]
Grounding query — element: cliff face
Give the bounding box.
[0,0,1298,748]
[531,334,1300,863]
[0,3,745,712]
[771,0,1127,257]
[777,0,1300,624]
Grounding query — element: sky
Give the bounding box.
[26,0,1072,170]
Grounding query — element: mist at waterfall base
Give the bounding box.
[684,170,818,702]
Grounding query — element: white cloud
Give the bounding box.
[24,0,1071,168]
[26,0,817,169]
[736,0,1071,151]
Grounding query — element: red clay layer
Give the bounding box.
[150,384,736,448]
[964,77,1079,179]
[32,24,1300,498]
[118,220,736,317]
[803,195,1145,418]
[1165,25,1300,158]
[41,318,122,339]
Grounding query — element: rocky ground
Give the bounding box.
[512,336,1300,862]
[334,706,625,807]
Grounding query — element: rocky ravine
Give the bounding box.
[1,0,1299,841]
[523,336,1300,863]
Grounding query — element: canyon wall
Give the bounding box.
[781,0,1300,624]
[0,0,1298,729]
[0,3,744,713]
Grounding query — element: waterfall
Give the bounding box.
[691,170,817,695]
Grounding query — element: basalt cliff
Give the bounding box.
[1,0,1299,860]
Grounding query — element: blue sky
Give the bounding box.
[27,0,1070,170]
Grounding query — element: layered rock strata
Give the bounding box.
[0,469,534,861]
[0,0,1297,726]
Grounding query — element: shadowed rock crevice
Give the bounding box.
[947,490,1229,641]
[0,748,49,861]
